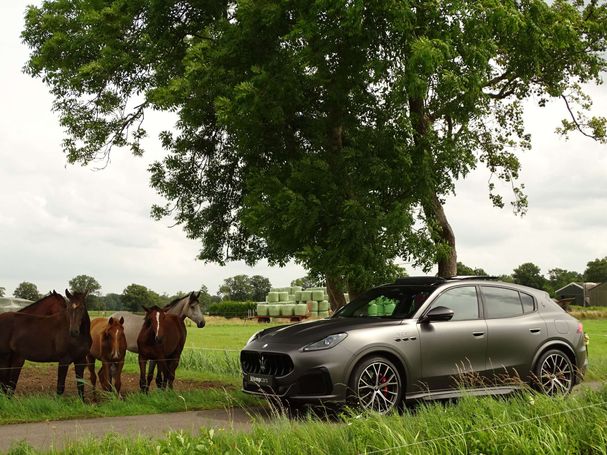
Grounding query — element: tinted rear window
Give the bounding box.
[482,286,524,318]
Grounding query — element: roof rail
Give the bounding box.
[448,275,499,281]
[394,276,447,286]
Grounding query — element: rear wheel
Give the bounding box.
[349,356,403,413]
[534,349,574,395]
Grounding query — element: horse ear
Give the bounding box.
[142,305,150,313]
[108,317,114,324]
[65,289,72,299]
[119,316,124,325]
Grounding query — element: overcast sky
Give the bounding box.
[1,2,606,297]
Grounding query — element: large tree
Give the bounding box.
[584,257,607,283]
[0,286,5,298]
[13,282,41,301]
[513,262,546,291]
[121,283,163,312]
[68,274,102,295]
[22,1,607,303]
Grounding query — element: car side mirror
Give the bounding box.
[420,306,454,323]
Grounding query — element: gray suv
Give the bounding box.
[241,277,588,413]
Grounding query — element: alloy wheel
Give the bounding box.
[356,360,400,413]
[538,352,573,395]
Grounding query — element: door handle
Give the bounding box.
[472,332,485,337]
[530,328,541,334]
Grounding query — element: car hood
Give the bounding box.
[252,317,402,346]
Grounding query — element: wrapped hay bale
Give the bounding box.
[300,291,312,302]
[294,291,303,302]
[318,300,330,312]
[307,300,319,313]
[318,311,330,318]
[290,286,302,294]
[268,304,281,317]
[278,292,289,302]
[267,292,279,303]
[280,304,294,317]
[256,303,268,316]
[311,290,324,301]
[309,311,319,318]
[294,303,308,316]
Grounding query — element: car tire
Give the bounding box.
[349,356,403,414]
[533,349,575,396]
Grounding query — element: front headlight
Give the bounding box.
[246,330,263,345]
[302,333,348,351]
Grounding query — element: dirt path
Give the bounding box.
[10,364,232,399]
[0,407,271,453]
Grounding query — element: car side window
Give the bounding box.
[429,286,479,321]
[520,292,535,313]
[482,286,524,318]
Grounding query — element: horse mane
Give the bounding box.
[163,295,187,310]
[18,290,63,312]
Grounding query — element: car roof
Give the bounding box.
[389,276,499,286]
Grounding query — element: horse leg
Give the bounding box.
[86,354,97,390]
[147,360,156,390]
[74,359,86,400]
[152,360,163,389]
[100,360,111,392]
[114,361,124,398]
[57,363,69,395]
[7,355,25,395]
[138,356,148,393]
[166,359,177,389]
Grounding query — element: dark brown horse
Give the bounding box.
[18,290,66,315]
[0,290,91,398]
[137,306,186,392]
[87,317,127,396]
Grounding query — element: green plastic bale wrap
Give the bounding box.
[300,291,312,302]
[270,288,280,293]
[268,305,281,317]
[294,291,303,301]
[309,311,319,319]
[307,300,319,312]
[267,292,279,303]
[280,304,294,317]
[256,303,268,316]
[278,292,289,302]
[318,300,330,312]
[318,311,330,318]
[311,290,324,301]
[294,303,307,316]
[290,286,302,294]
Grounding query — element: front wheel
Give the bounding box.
[534,349,574,395]
[349,356,403,414]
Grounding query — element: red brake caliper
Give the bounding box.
[380,375,388,396]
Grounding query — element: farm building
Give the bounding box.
[555,282,597,307]
[588,282,607,307]
[0,297,32,312]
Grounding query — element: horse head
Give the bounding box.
[144,306,166,344]
[187,291,205,328]
[65,289,88,337]
[104,316,126,360]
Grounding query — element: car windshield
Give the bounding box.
[333,286,434,319]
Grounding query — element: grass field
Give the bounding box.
[10,386,607,454]
[1,317,605,426]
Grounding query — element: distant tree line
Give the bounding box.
[457,256,607,296]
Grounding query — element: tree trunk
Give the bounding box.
[326,274,346,312]
[424,194,457,278]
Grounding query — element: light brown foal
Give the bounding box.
[87,317,127,396]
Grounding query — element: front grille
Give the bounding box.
[241,351,294,377]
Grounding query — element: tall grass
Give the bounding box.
[16,387,607,454]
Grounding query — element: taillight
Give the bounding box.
[577,323,584,334]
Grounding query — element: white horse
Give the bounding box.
[112,291,205,353]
